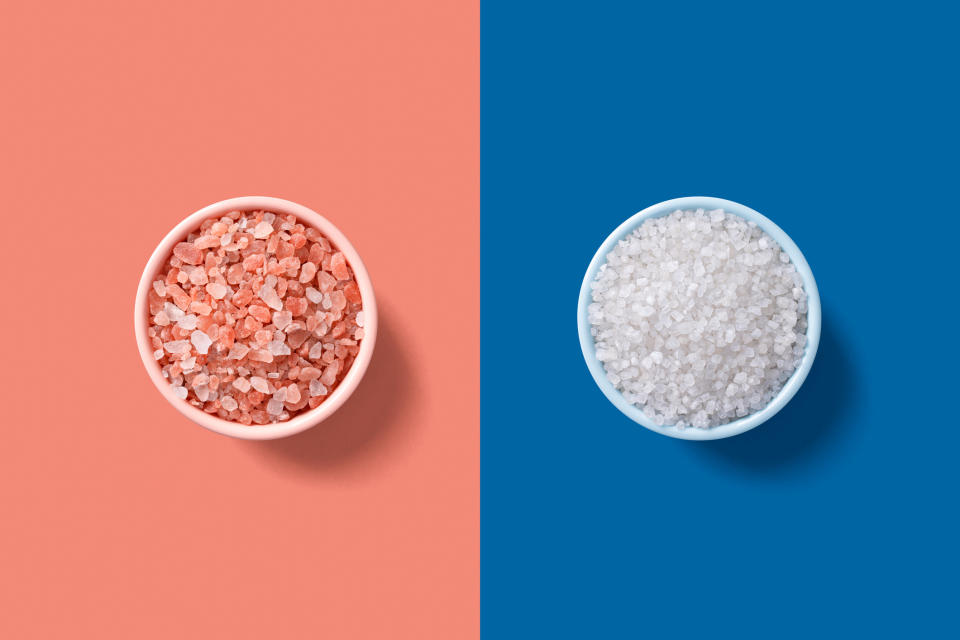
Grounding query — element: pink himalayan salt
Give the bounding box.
[149,210,363,425]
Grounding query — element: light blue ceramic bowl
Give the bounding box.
[577,196,821,440]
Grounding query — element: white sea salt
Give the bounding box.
[588,208,807,428]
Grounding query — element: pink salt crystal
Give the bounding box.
[208,375,220,390]
[308,343,324,360]
[298,366,322,381]
[242,253,263,272]
[250,376,270,393]
[153,349,164,360]
[211,221,229,236]
[299,262,318,284]
[272,310,292,330]
[153,280,166,297]
[221,396,239,412]
[330,252,350,280]
[277,278,289,298]
[288,329,310,349]
[194,235,220,250]
[285,383,301,404]
[227,343,250,360]
[154,310,171,326]
[279,255,300,271]
[172,385,188,400]
[232,377,251,393]
[187,266,208,285]
[309,380,328,397]
[206,282,228,300]
[305,287,322,304]
[258,285,283,311]
[253,221,274,239]
[226,263,244,284]
[166,284,191,310]
[249,349,274,363]
[254,329,272,345]
[248,305,271,323]
[316,271,337,292]
[232,288,254,307]
[277,242,294,260]
[320,364,338,386]
[190,330,213,355]
[192,373,209,388]
[190,301,212,316]
[329,290,346,311]
[195,386,210,402]
[343,282,362,305]
[173,242,202,265]
[285,296,308,316]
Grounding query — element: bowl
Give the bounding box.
[577,196,820,440]
[134,196,377,440]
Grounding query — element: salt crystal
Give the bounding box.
[177,314,198,330]
[164,340,191,354]
[272,310,292,330]
[286,383,301,404]
[172,385,188,400]
[221,396,239,412]
[232,377,251,393]
[253,221,274,239]
[190,330,213,354]
[206,282,228,300]
[266,398,284,415]
[250,376,270,393]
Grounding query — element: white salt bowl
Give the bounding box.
[577,196,821,440]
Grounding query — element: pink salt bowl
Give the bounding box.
[134,196,377,440]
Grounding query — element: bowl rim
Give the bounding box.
[577,196,821,441]
[134,195,378,440]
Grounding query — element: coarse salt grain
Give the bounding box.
[588,208,807,429]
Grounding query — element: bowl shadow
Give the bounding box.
[241,311,414,474]
[690,315,856,473]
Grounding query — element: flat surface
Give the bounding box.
[0,2,478,638]
[481,1,959,637]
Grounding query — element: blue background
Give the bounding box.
[481,1,959,637]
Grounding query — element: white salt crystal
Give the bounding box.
[177,314,198,330]
[221,396,238,411]
[164,302,185,321]
[232,377,251,393]
[190,330,213,355]
[308,342,324,359]
[267,398,284,415]
[153,349,164,360]
[305,287,323,304]
[172,385,188,400]
[309,379,328,397]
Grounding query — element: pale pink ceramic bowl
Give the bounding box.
[134,196,377,440]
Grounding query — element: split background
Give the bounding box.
[2,1,959,638]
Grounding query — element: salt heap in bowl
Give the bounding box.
[145,209,365,426]
[587,208,807,429]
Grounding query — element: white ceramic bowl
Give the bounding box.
[577,196,820,440]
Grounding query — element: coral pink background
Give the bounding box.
[0,2,478,638]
